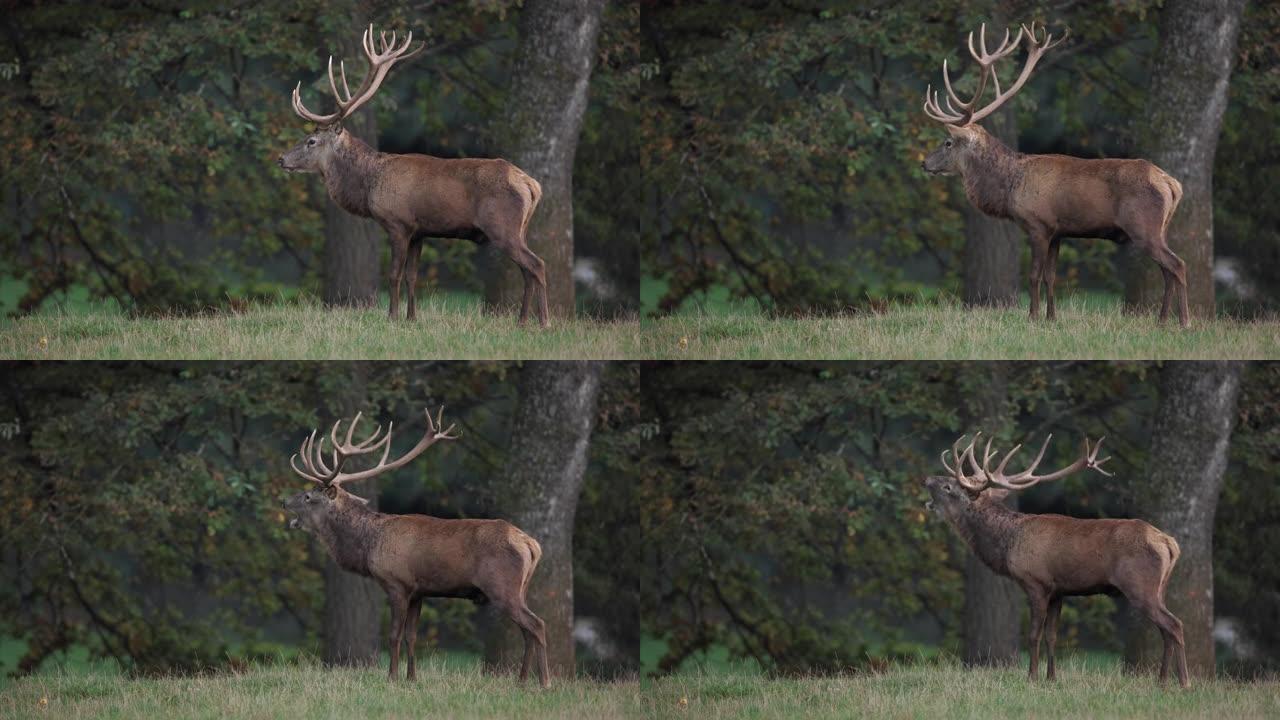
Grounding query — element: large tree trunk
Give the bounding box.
[961,56,1021,308]
[484,361,604,679]
[1125,0,1245,318]
[960,363,1021,666]
[321,364,382,667]
[484,0,606,319]
[1124,361,1244,679]
[322,103,381,308]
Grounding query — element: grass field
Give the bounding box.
[0,660,640,720]
[639,658,1280,719]
[640,294,1280,360]
[0,297,640,360]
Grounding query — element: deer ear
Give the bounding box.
[324,485,338,499]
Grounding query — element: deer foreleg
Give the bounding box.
[386,229,409,320]
[1045,596,1063,680]
[405,238,424,321]
[386,589,408,680]
[1025,228,1050,321]
[1045,239,1062,321]
[405,596,423,680]
[1025,588,1050,680]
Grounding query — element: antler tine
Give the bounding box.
[1085,436,1114,476]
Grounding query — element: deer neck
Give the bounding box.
[951,499,1023,576]
[320,133,379,218]
[960,134,1023,220]
[315,503,382,576]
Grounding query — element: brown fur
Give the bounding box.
[284,487,550,687]
[923,124,1189,327]
[280,126,549,327]
[924,476,1190,688]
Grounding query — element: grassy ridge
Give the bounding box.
[640,659,1280,720]
[0,298,640,360]
[0,661,640,720]
[640,295,1280,360]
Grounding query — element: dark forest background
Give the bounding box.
[640,361,1279,678]
[0,361,640,679]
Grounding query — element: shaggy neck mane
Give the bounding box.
[960,132,1023,219]
[320,132,380,218]
[950,497,1023,576]
[316,500,383,575]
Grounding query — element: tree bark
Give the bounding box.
[323,103,381,308]
[960,363,1022,666]
[1125,0,1245,318]
[484,0,606,319]
[1124,361,1244,678]
[321,363,382,667]
[962,63,1021,308]
[484,361,604,679]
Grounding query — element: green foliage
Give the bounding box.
[0,361,639,676]
[639,361,1280,675]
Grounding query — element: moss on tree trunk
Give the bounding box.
[1126,0,1246,317]
[485,0,606,319]
[484,361,604,679]
[1124,360,1243,678]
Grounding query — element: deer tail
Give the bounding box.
[521,174,542,240]
[517,531,542,601]
[1157,531,1181,601]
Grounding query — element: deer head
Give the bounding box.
[920,22,1067,176]
[282,406,457,532]
[923,432,1111,518]
[278,24,424,174]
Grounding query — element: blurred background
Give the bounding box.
[0,1,641,318]
[639,361,1279,679]
[638,0,1277,317]
[0,361,640,681]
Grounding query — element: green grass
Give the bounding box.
[0,660,640,720]
[638,657,1280,719]
[0,296,640,360]
[640,293,1280,359]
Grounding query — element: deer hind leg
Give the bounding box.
[521,605,550,689]
[405,237,425,322]
[404,596,423,681]
[1044,596,1064,681]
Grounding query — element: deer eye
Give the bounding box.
[304,493,311,502]
[944,140,953,148]
[307,138,318,147]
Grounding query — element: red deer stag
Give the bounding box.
[923,433,1189,688]
[281,407,550,687]
[920,23,1189,328]
[278,25,549,327]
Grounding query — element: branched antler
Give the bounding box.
[923,21,1068,126]
[941,432,1110,493]
[292,24,426,125]
[290,406,458,487]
